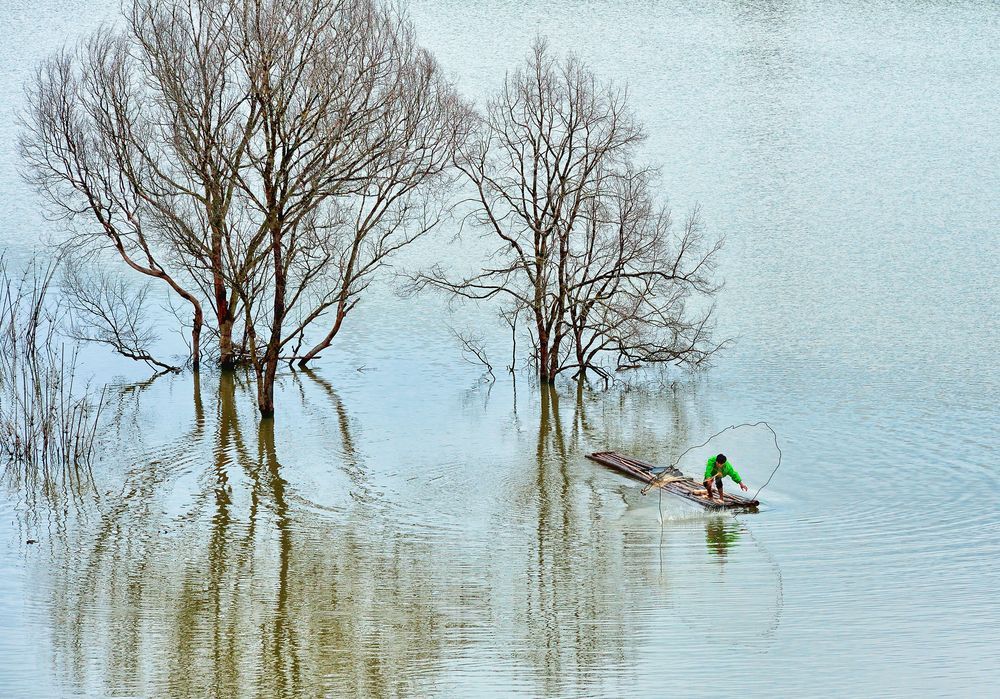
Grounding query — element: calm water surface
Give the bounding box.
[1,1,998,696]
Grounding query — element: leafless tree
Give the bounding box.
[21,0,470,416]
[126,0,257,370]
[417,40,724,383]
[228,0,470,415]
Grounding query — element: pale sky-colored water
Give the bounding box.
[1,1,998,697]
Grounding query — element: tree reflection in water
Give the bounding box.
[516,383,679,695]
[11,372,781,696]
[37,371,448,698]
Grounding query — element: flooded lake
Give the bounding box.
[1,0,998,696]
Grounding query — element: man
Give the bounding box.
[703,453,748,503]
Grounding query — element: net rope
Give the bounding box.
[647,421,782,520]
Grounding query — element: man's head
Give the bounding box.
[716,453,727,464]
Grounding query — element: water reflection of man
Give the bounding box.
[702,453,748,503]
[706,517,740,558]
[705,517,740,558]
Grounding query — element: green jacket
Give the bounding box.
[703,456,742,484]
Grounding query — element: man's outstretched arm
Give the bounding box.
[727,464,749,491]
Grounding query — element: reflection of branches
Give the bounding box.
[517,384,634,693]
[296,369,359,463]
[256,418,302,696]
[37,369,449,697]
[294,367,373,505]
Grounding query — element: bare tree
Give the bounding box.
[417,40,724,383]
[225,0,469,415]
[21,0,469,416]
[125,0,258,369]
[562,171,724,381]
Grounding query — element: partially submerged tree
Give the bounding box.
[229,0,468,414]
[418,40,723,383]
[21,0,469,416]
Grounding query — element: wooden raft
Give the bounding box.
[587,451,760,511]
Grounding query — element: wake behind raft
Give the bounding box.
[586,451,760,511]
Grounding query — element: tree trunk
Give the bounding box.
[257,211,285,418]
[536,310,555,384]
[257,359,276,418]
[547,336,561,384]
[191,306,203,372]
[538,344,554,384]
[218,315,235,369]
[210,210,236,369]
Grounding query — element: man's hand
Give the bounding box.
[739,483,749,492]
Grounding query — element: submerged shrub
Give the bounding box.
[0,258,104,476]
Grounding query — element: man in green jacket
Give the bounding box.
[703,453,748,503]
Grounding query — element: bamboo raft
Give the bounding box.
[587,451,760,511]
